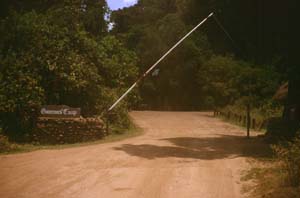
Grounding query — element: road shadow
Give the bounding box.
[114,135,272,160]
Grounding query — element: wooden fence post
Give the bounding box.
[105,115,109,136]
[246,104,250,138]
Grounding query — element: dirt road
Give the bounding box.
[0,111,265,198]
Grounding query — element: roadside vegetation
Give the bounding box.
[241,134,300,198]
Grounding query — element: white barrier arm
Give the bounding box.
[108,12,214,112]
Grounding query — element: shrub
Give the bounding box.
[0,128,13,152]
[272,134,300,186]
[105,107,131,132]
[266,118,299,139]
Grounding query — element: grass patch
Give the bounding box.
[0,121,143,155]
[242,159,300,198]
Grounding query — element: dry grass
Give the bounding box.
[242,159,300,198]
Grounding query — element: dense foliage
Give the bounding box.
[111,0,287,110]
[198,55,280,108]
[0,1,138,140]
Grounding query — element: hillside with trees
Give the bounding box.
[111,0,291,111]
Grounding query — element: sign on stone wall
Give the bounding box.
[40,105,81,118]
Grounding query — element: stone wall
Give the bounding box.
[32,117,105,144]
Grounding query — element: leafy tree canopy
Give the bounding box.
[0,2,138,139]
